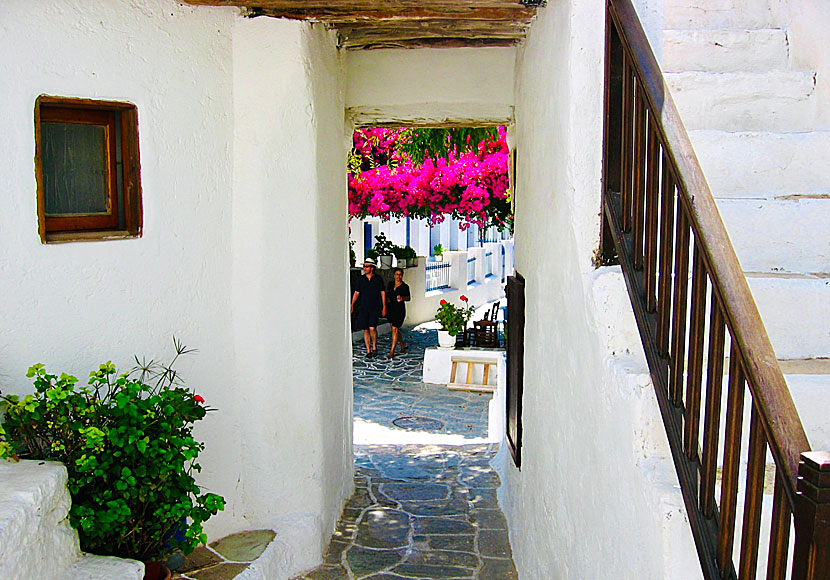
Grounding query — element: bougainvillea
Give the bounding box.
[348,127,512,230]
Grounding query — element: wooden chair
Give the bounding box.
[469,303,500,348]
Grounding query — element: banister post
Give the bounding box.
[793,451,830,580]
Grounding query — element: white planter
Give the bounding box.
[437,330,455,349]
[434,255,443,262]
[378,255,393,269]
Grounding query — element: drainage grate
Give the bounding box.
[392,416,445,431]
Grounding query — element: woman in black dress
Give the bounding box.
[386,268,411,359]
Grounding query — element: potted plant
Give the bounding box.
[391,244,409,268]
[349,239,356,268]
[435,295,475,349]
[365,247,379,262]
[433,243,444,262]
[402,245,418,268]
[373,233,395,269]
[0,339,225,579]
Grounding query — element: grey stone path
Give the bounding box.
[292,326,517,580]
[353,328,493,441]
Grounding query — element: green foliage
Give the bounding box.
[435,296,476,336]
[0,339,224,562]
[365,248,379,261]
[433,244,444,257]
[373,232,395,256]
[397,127,500,165]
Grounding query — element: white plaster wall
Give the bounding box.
[231,16,351,567]
[0,0,241,534]
[784,1,830,127]
[502,1,699,578]
[345,47,516,126]
[0,1,352,570]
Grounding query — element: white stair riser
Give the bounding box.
[788,375,830,452]
[663,29,789,73]
[748,276,830,359]
[668,71,817,131]
[689,131,830,197]
[0,462,81,580]
[717,198,830,273]
[664,0,783,29]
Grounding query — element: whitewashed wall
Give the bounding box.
[0,0,351,572]
[345,47,516,126]
[501,1,699,578]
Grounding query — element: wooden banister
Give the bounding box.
[601,0,825,577]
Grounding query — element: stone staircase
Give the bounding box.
[661,0,830,450]
[0,460,143,580]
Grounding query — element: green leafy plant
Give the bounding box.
[435,295,476,336]
[373,232,395,256]
[365,247,379,261]
[397,127,500,165]
[349,239,356,264]
[433,244,444,258]
[0,339,225,562]
[402,245,417,260]
[391,244,407,260]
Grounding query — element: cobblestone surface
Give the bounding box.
[353,328,493,441]
[293,326,517,580]
[293,444,517,580]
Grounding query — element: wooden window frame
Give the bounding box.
[35,96,143,243]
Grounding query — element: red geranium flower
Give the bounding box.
[440,299,447,305]
[194,395,205,403]
[460,295,468,302]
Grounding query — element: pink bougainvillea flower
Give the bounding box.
[194,395,205,403]
[440,299,447,305]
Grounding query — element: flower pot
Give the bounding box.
[434,255,443,262]
[437,330,455,349]
[144,562,171,580]
[407,257,418,268]
[378,254,393,269]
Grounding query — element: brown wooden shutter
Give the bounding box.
[506,272,525,468]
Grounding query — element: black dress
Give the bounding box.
[386,281,410,328]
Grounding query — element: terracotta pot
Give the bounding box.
[144,561,171,580]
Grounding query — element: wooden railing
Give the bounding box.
[600,1,830,578]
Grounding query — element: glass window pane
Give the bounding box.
[42,122,109,215]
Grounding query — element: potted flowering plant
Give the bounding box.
[0,338,225,579]
[435,295,476,348]
[373,233,395,269]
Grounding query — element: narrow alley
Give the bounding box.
[293,327,518,580]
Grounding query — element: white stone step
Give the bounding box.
[716,196,830,273]
[664,0,784,29]
[663,29,789,73]
[786,372,830,452]
[689,130,830,197]
[747,274,830,359]
[60,554,144,580]
[0,461,80,580]
[667,71,817,131]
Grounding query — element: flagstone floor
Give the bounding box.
[174,323,516,580]
[292,326,517,580]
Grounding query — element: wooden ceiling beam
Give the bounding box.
[342,36,520,50]
[253,7,535,23]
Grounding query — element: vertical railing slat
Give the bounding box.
[700,297,726,518]
[766,471,791,580]
[644,122,660,312]
[620,57,633,232]
[669,205,691,407]
[632,80,647,270]
[684,244,707,463]
[657,162,675,357]
[718,346,746,574]
[739,406,767,580]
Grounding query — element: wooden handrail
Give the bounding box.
[601,0,827,578]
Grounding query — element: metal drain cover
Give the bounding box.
[392,416,445,431]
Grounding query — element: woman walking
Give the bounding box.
[386,267,411,359]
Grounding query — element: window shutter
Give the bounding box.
[506,272,525,468]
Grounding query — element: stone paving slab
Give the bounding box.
[292,444,517,580]
[171,530,276,580]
